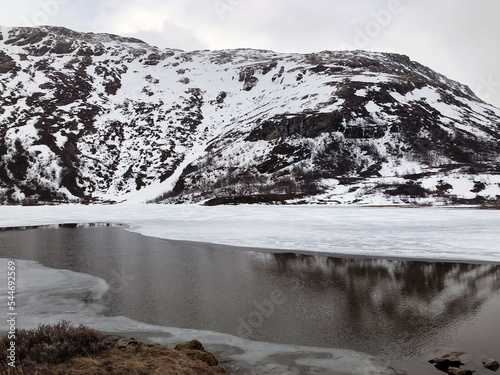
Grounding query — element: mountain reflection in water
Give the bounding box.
[1,226,499,362]
[265,253,500,357]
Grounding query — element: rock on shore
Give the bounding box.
[483,358,500,371]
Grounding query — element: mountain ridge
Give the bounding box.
[1,26,499,205]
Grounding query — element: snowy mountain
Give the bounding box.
[1,25,500,205]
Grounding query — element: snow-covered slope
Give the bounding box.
[1,26,499,205]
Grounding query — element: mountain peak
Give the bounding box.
[4,25,150,45]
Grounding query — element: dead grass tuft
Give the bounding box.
[0,320,110,374]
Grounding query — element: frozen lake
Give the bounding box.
[1,205,500,374]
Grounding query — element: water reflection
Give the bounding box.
[255,253,500,357]
[1,227,499,361]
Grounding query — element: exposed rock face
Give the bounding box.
[1,25,500,205]
[0,50,17,73]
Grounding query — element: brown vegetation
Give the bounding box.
[0,321,226,375]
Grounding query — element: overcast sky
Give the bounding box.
[1,0,499,107]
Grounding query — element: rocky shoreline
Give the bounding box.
[2,322,500,374]
[429,352,499,375]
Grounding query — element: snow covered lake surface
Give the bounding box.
[1,204,500,262]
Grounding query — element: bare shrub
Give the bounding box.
[0,320,110,373]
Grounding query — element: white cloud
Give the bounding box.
[93,3,166,35]
[1,0,499,107]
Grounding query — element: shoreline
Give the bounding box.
[0,322,227,374]
[1,204,498,264]
[154,235,500,266]
[1,222,500,265]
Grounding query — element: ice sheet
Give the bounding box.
[0,204,499,263]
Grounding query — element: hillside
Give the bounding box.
[1,26,499,205]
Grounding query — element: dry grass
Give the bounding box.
[0,321,226,375]
[0,321,110,374]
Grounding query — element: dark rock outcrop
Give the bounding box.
[247,112,345,141]
[0,50,17,74]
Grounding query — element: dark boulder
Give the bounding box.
[483,358,500,371]
[175,339,220,367]
[116,337,139,349]
[447,367,475,375]
[174,339,205,352]
[429,352,465,372]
